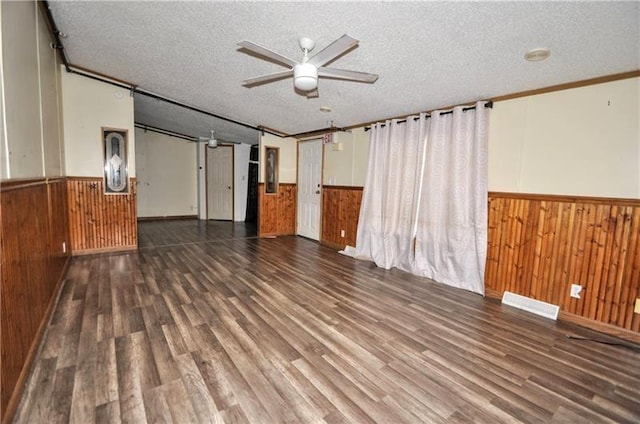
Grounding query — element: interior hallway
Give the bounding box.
[12,220,640,423]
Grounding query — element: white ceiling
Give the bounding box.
[49,1,639,142]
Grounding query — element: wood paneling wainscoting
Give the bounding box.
[258,182,296,237]
[321,185,363,249]
[486,192,640,339]
[318,188,639,340]
[67,177,137,254]
[1,178,70,419]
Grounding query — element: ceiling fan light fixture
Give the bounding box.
[208,138,217,148]
[294,63,318,91]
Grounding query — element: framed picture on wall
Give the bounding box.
[265,146,279,194]
[102,127,129,194]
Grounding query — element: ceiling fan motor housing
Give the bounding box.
[294,63,318,91]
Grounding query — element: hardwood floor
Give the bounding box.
[13,221,640,423]
[137,219,257,249]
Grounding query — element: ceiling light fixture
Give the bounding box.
[319,106,332,113]
[293,63,318,91]
[524,48,551,62]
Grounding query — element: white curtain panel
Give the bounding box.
[413,103,489,294]
[355,102,488,295]
[355,114,428,270]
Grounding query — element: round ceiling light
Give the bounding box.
[293,63,318,91]
[525,48,551,62]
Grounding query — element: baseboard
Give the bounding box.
[1,256,70,424]
[559,311,640,345]
[320,240,346,250]
[485,288,639,344]
[258,232,296,238]
[71,245,137,256]
[137,215,198,221]
[484,288,502,299]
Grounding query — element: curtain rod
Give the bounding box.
[40,0,286,139]
[364,101,493,131]
[134,123,196,142]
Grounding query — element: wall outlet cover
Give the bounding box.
[570,284,583,299]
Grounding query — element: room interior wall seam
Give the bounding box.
[55,54,65,176]
[637,77,640,199]
[0,3,9,179]
[35,3,46,177]
[516,99,529,193]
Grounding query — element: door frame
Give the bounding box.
[205,144,235,220]
[296,138,324,240]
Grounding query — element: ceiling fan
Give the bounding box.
[238,34,378,98]
[196,130,242,148]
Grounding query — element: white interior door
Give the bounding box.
[297,139,322,240]
[207,146,233,220]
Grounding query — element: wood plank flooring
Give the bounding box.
[13,221,640,423]
[137,219,257,249]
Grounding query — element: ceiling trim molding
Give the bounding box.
[341,69,640,133]
[491,69,640,103]
[134,123,195,142]
[41,0,287,139]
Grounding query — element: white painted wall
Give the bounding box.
[234,143,251,221]
[38,6,64,177]
[488,77,640,198]
[259,134,297,183]
[323,127,369,186]
[61,69,135,177]
[197,142,207,219]
[0,0,63,179]
[321,78,640,199]
[135,128,197,218]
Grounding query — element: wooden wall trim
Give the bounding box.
[71,245,137,256]
[65,175,106,181]
[558,311,640,345]
[137,215,198,222]
[343,71,640,132]
[491,70,640,103]
[322,185,364,191]
[490,191,640,206]
[0,177,66,192]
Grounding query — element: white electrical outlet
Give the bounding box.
[570,284,583,299]
[340,230,346,238]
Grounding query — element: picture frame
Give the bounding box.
[265,146,279,194]
[102,127,129,194]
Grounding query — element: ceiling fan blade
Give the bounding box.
[318,67,378,83]
[305,88,319,98]
[308,34,358,67]
[242,70,294,87]
[237,41,298,68]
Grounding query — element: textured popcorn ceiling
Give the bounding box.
[49,1,640,140]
